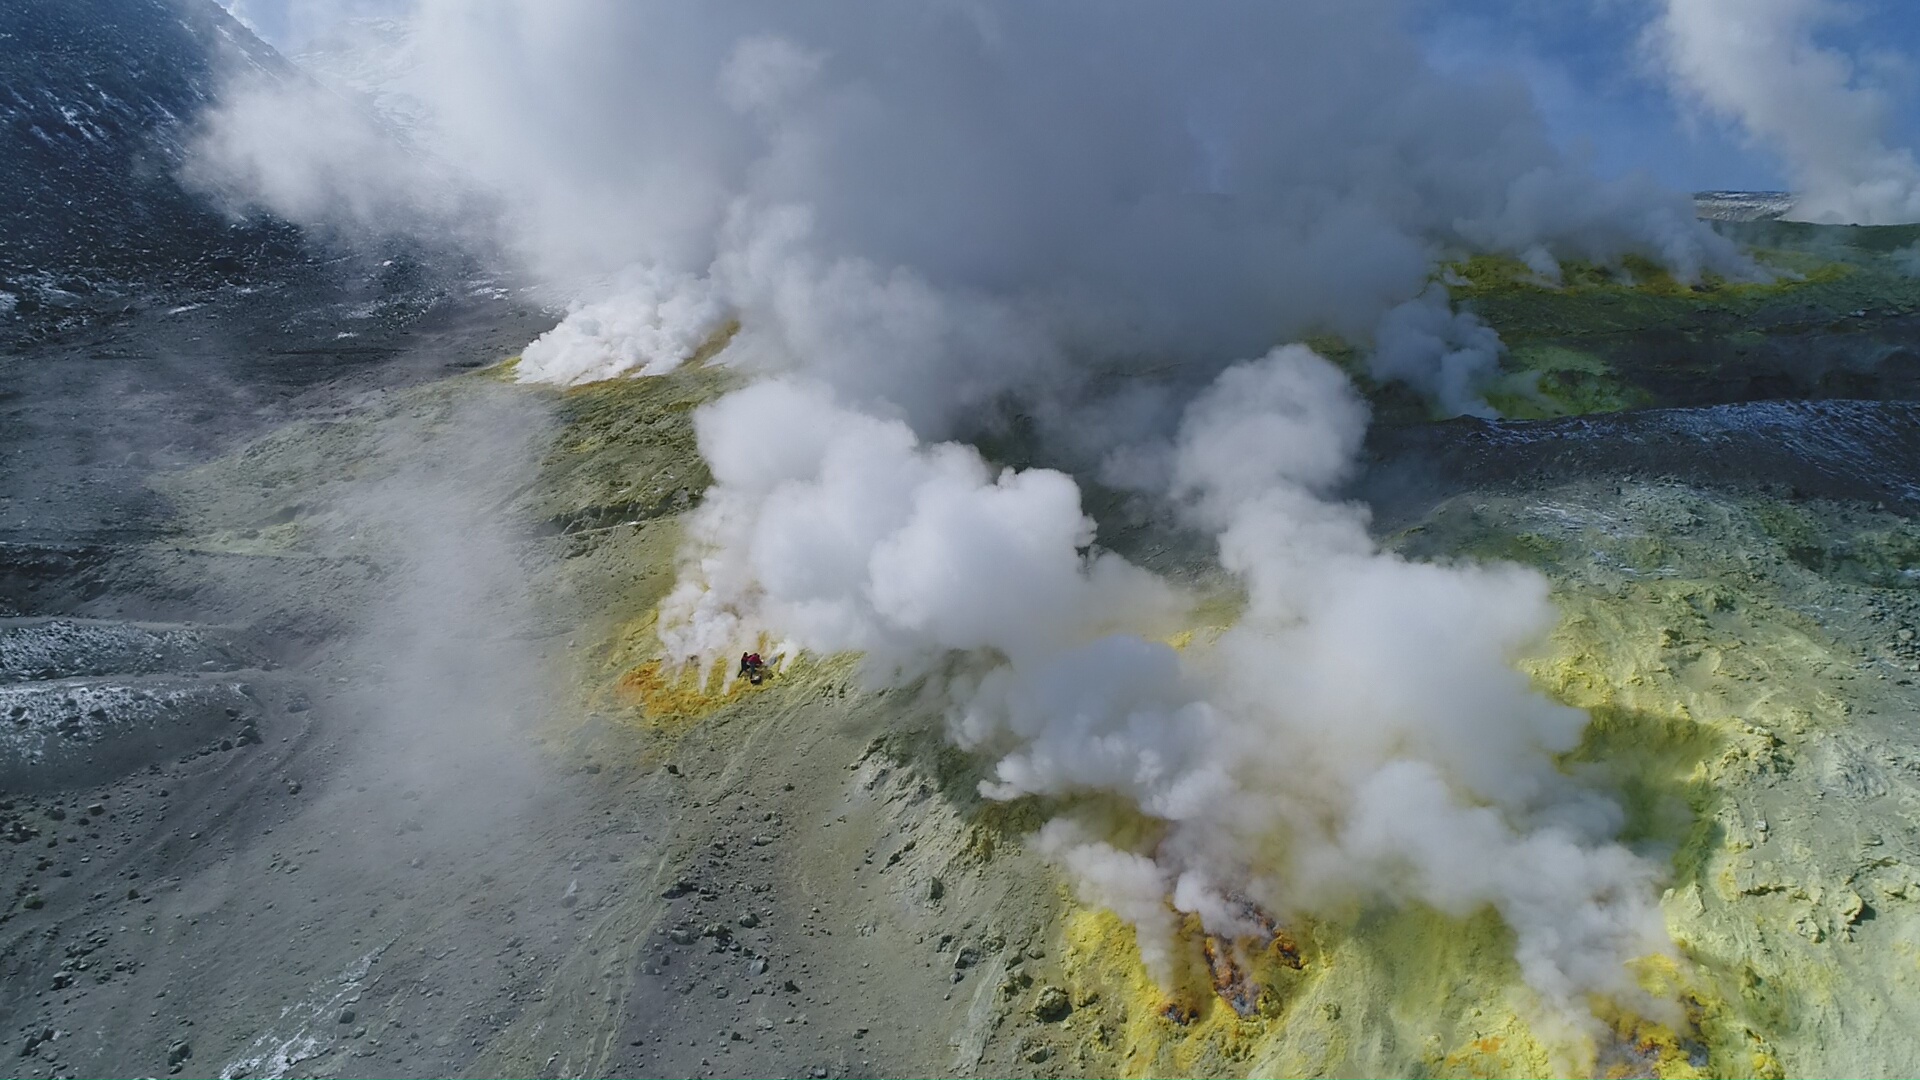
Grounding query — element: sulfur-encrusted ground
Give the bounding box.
[5,221,1920,1078]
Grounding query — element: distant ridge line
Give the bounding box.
[1693,190,1796,222]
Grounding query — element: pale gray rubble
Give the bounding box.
[0,618,266,682]
[1693,190,1797,222]
[0,677,265,795]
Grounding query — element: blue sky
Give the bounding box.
[223,0,1920,195]
[1412,0,1920,192]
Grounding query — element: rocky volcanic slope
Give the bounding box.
[0,0,480,357]
[4,6,1920,1070]
[8,227,1919,1078]
[0,0,302,291]
[0,269,551,1077]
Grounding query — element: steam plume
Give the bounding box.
[666,348,1673,1026]
[1655,0,1920,224]
[184,0,1745,1031]
[188,2,1751,417]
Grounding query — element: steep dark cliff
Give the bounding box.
[0,0,299,284]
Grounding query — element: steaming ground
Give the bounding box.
[169,8,1770,1068]
[11,0,1920,1074]
[5,231,1920,1076]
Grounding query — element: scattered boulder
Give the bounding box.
[1032,985,1071,1022]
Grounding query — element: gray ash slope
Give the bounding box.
[0,300,560,1080]
[0,13,581,1076]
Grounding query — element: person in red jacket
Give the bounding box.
[739,651,766,684]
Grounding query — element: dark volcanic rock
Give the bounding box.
[0,0,302,287]
[1367,399,1920,524]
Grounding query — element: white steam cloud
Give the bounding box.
[657,377,1187,676]
[519,268,727,386]
[1371,285,1507,418]
[1655,0,1920,225]
[185,0,1739,1032]
[666,348,1673,1024]
[189,2,1752,419]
